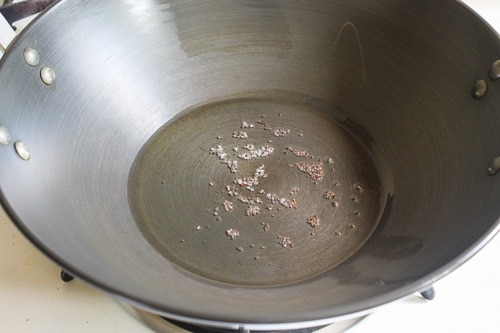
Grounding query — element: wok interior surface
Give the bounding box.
[0,0,499,329]
[129,93,388,287]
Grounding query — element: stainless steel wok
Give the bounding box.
[0,0,499,331]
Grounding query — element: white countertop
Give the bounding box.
[1,1,499,332]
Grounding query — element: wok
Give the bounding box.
[0,0,499,331]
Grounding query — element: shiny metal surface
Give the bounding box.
[0,124,10,145]
[0,0,499,330]
[120,303,367,333]
[23,46,39,67]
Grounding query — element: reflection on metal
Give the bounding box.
[487,157,500,176]
[40,66,55,85]
[332,21,367,86]
[0,125,11,146]
[14,140,30,160]
[472,79,488,99]
[23,46,39,67]
[490,59,500,80]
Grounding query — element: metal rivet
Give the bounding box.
[0,125,11,146]
[472,79,487,99]
[487,156,500,176]
[14,141,30,160]
[40,66,55,85]
[489,59,500,81]
[23,47,39,67]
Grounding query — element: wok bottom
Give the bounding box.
[129,93,388,286]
